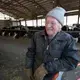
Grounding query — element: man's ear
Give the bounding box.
[58,23,62,32]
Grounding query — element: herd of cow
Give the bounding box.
[0,24,80,42]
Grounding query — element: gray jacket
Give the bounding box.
[25,30,79,73]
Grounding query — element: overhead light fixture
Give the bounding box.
[18,18,24,20]
[53,1,55,3]
[66,9,79,13]
[37,15,43,18]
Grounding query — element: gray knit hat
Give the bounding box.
[46,7,66,26]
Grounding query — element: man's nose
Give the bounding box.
[47,23,52,28]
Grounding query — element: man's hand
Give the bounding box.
[34,64,48,80]
[24,68,32,80]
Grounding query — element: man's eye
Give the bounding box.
[51,23,56,25]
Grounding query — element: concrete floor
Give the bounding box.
[0,36,80,80]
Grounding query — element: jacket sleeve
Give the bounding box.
[44,37,79,73]
[25,34,36,69]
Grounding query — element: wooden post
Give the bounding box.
[66,16,68,25]
[78,0,80,24]
[25,20,27,26]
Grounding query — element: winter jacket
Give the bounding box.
[25,30,79,75]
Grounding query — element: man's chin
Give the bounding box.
[47,31,57,36]
[47,32,54,36]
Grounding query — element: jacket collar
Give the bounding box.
[40,30,46,36]
[40,30,66,41]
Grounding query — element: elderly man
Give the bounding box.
[25,7,79,80]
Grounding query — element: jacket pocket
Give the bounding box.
[49,50,62,58]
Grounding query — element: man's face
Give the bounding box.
[45,16,61,36]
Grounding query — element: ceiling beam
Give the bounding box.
[62,1,79,6]
[12,0,31,12]
[13,0,37,19]
[61,0,79,5]
[55,0,62,6]
[0,5,22,18]
[0,1,29,17]
[65,11,78,16]
[25,0,48,13]
[64,5,79,11]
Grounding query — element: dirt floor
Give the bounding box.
[0,36,80,80]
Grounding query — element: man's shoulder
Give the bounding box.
[61,31,71,37]
[59,31,74,41]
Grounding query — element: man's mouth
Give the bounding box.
[47,28,53,31]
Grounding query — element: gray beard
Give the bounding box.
[48,33,56,40]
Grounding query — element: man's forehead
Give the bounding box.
[46,16,59,23]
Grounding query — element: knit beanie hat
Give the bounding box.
[46,7,66,26]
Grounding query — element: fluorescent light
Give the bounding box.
[37,15,43,17]
[18,18,24,20]
[66,9,79,13]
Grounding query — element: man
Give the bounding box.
[25,7,79,80]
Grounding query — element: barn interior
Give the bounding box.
[0,0,80,80]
